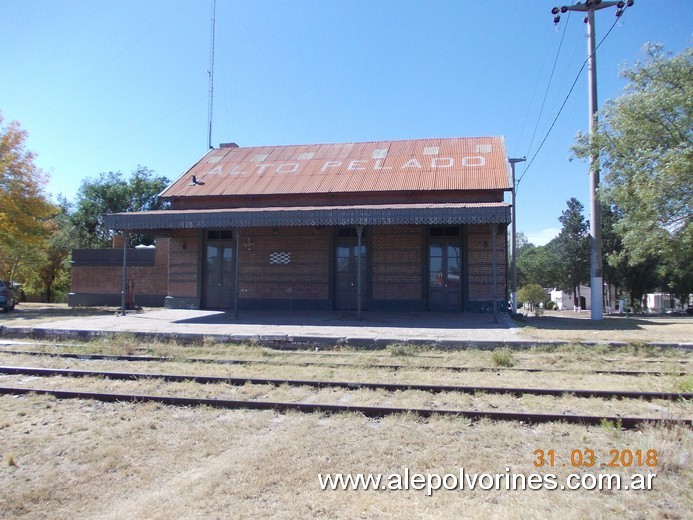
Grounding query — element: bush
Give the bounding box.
[544,300,555,310]
[491,348,515,367]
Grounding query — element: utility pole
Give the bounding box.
[551,0,633,321]
[207,0,217,150]
[509,157,526,315]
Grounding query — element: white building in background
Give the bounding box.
[550,285,591,311]
[645,293,687,313]
[549,285,618,312]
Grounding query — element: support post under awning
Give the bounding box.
[491,224,498,324]
[233,227,240,318]
[119,231,129,316]
[356,225,364,321]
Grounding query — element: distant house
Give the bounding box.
[550,286,590,311]
[550,285,622,312]
[645,293,688,313]
[103,137,512,314]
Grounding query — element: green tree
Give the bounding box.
[516,243,560,288]
[0,113,56,281]
[517,283,548,315]
[71,166,170,248]
[573,44,692,306]
[553,198,590,300]
[19,198,75,302]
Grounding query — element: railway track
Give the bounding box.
[1,385,689,429]
[1,365,690,401]
[0,348,687,377]
[1,363,690,429]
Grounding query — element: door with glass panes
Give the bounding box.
[335,228,367,310]
[203,231,235,308]
[428,226,462,311]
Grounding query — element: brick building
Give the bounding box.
[105,137,511,314]
[69,237,169,307]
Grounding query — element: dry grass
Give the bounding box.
[0,339,691,517]
[0,341,690,393]
[1,370,689,420]
[516,311,693,344]
[0,394,690,519]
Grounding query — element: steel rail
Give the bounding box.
[0,386,688,429]
[0,350,687,377]
[1,365,691,401]
[2,341,689,364]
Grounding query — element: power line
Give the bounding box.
[524,11,572,165]
[517,4,629,188]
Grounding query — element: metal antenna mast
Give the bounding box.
[207,0,217,150]
[551,0,634,321]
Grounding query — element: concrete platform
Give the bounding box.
[0,309,529,348]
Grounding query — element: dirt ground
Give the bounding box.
[0,338,691,518]
[1,395,690,520]
[516,311,692,344]
[0,303,115,326]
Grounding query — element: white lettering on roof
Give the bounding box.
[476,144,492,153]
[276,163,300,173]
[297,152,315,160]
[431,157,453,168]
[402,158,423,169]
[256,164,272,175]
[321,161,342,171]
[348,160,368,171]
[206,154,488,177]
[462,156,485,166]
[252,154,270,162]
[423,146,439,155]
[372,149,388,159]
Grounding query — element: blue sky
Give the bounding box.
[1,0,690,245]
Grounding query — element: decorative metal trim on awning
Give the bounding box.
[105,203,511,231]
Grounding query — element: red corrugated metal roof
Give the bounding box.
[161,137,511,198]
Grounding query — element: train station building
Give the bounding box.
[104,136,512,314]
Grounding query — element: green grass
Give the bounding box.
[491,348,515,368]
[674,375,693,393]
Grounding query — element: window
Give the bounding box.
[207,230,233,240]
[430,226,460,237]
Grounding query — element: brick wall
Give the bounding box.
[371,225,422,300]
[239,227,330,301]
[69,238,169,306]
[168,231,199,298]
[466,224,507,302]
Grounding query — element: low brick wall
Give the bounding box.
[69,239,169,307]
